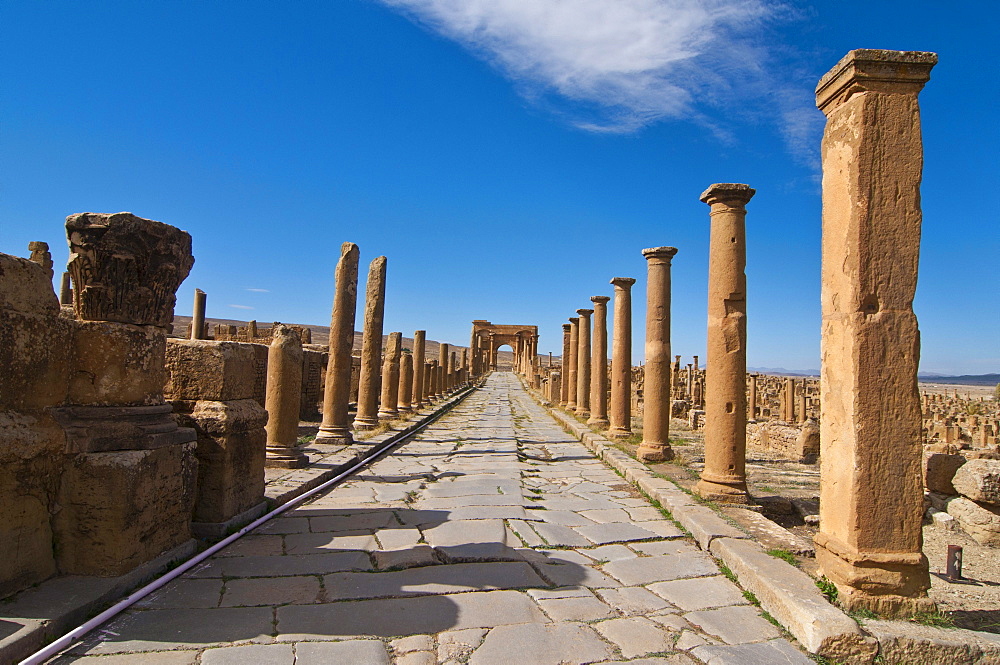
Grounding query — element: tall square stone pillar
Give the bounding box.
[813,49,937,616]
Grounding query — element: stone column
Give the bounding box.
[799,385,808,423]
[575,309,593,416]
[813,49,937,615]
[316,242,360,444]
[378,332,402,419]
[588,296,611,428]
[748,374,758,421]
[353,256,387,430]
[438,343,450,396]
[695,183,754,504]
[608,277,636,438]
[265,325,307,468]
[59,271,73,305]
[399,354,413,412]
[412,330,426,409]
[637,247,678,462]
[566,318,579,411]
[560,323,572,406]
[190,289,207,340]
[782,378,795,422]
[425,361,437,402]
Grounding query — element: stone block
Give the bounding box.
[947,496,1000,546]
[0,308,73,411]
[173,399,267,524]
[923,452,966,495]
[68,321,167,405]
[54,442,196,576]
[864,619,1000,665]
[165,339,259,402]
[953,458,1000,505]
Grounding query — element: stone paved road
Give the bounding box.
[57,373,810,665]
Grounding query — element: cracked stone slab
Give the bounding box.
[648,576,749,612]
[603,552,717,585]
[469,622,615,665]
[572,522,662,545]
[201,644,295,665]
[593,616,676,659]
[691,638,813,664]
[684,605,782,645]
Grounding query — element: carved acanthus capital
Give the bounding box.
[66,212,194,328]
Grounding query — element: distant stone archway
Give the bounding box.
[469,320,539,377]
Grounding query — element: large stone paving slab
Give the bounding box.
[59,373,810,664]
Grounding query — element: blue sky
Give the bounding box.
[2,0,996,374]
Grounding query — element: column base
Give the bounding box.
[586,416,610,428]
[398,406,413,413]
[265,447,308,469]
[606,427,632,439]
[353,418,379,431]
[575,408,590,418]
[378,410,399,420]
[696,472,750,504]
[314,427,353,446]
[636,442,674,462]
[814,532,934,618]
[566,402,577,411]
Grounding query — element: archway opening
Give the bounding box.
[495,344,514,371]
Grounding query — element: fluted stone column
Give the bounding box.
[316,242,360,444]
[566,318,579,411]
[190,289,207,340]
[588,296,610,428]
[575,309,593,417]
[399,353,414,413]
[378,332,402,419]
[412,330,426,409]
[695,183,754,503]
[637,247,677,462]
[353,256,387,430]
[560,323,572,406]
[609,278,636,438]
[265,325,307,468]
[813,49,937,615]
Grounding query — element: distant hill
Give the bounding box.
[748,367,820,377]
[918,373,1000,387]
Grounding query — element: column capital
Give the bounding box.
[699,183,755,206]
[590,295,610,305]
[642,246,678,262]
[610,277,636,288]
[576,308,594,318]
[568,316,579,324]
[816,49,937,114]
[562,323,572,332]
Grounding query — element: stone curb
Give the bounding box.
[527,386,1000,664]
[528,388,871,662]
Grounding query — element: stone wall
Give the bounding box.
[746,420,820,464]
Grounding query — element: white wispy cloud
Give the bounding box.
[229,304,255,310]
[245,288,270,293]
[380,0,820,164]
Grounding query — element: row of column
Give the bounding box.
[551,49,938,616]
[264,243,472,469]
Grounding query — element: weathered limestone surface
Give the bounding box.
[316,243,360,444]
[378,332,403,419]
[608,278,635,439]
[66,212,194,328]
[814,49,938,616]
[575,309,593,417]
[354,256,387,430]
[587,296,610,428]
[696,184,753,504]
[1,214,199,598]
[64,373,808,663]
[953,459,1000,505]
[637,247,677,462]
[264,325,307,468]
